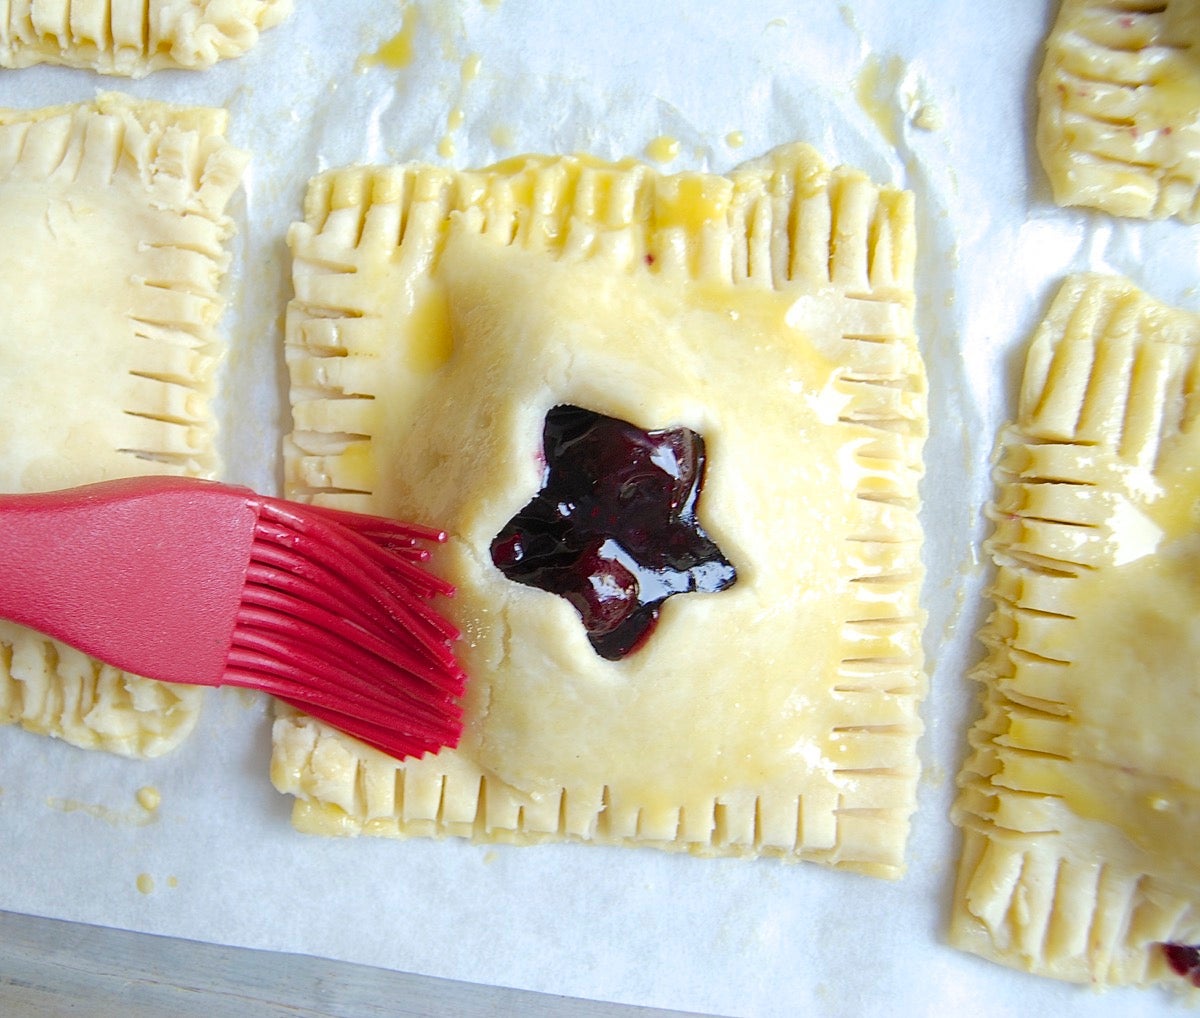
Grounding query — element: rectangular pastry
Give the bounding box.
[273,144,928,875]
[0,94,245,757]
[952,273,1200,987]
[0,0,292,76]
[1037,0,1200,221]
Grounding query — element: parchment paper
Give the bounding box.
[2,3,1198,1016]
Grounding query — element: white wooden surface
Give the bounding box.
[0,910,710,1017]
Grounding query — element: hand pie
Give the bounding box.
[272,144,928,875]
[1037,0,1200,221]
[0,0,292,76]
[0,94,245,757]
[952,273,1200,987]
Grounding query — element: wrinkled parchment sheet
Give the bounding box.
[1,3,1198,1015]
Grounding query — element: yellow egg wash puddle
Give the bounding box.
[653,174,730,233]
[1006,429,1200,858]
[360,2,489,162]
[320,439,372,491]
[136,785,161,812]
[855,53,907,147]
[1145,50,1200,131]
[134,873,179,894]
[461,50,482,84]
[645,135,681,164]
[1143,450,1200,543]
[47,794,158,827]
[693,282,808,340]
[361,2,419,70]
[439,53,483,159]
[489,123,515,149]
[409,286,454,370]
[483,152,640,176]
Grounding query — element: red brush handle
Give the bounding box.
[0,476,256,685]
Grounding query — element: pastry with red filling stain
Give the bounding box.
[952,273,1200,987]
[1036,0,1200,221]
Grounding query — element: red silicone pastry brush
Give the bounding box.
[0,475,466,760]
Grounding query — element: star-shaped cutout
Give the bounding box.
[490,405,737,660]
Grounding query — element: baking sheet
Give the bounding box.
[1,2,1197,1015]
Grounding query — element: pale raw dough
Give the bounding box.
[952,273,1200,987]
[0,0,292,76]
[273,144,928,875]
[1037,0,1200,221]
[0,93,245,757]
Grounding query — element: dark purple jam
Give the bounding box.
[1162,943,1200,986]
[490,405,736,660]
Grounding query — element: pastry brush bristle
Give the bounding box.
[224,497,465,759]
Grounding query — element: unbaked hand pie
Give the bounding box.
[0,94,245,757]
[0,0,292,76]
[952,273,1200,987]
[1037,0,1200,221]
[272,143,928,875]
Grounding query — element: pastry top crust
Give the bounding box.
[0,92,243,489]
[275,144,927,875]
[1037,0,1200,221]
[952,273,1200,986]
[0,0,292,76]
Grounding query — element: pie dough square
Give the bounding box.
[0,93,246,757]
[952,273,1200,986]
[0,0,292,76]
[272,144,928,875]
[1037,0,1200,221]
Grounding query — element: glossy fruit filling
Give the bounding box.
[490,405,736,660]
[1162,943,1200,986]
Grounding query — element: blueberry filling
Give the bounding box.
[1162,943,1200,986]
[490,405,736,660]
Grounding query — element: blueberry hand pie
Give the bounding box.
[953,273,1200,986]
[1037,0,1200,221]
[0,0,292,76]
[0,94,244,756]
[272,144,928,875]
